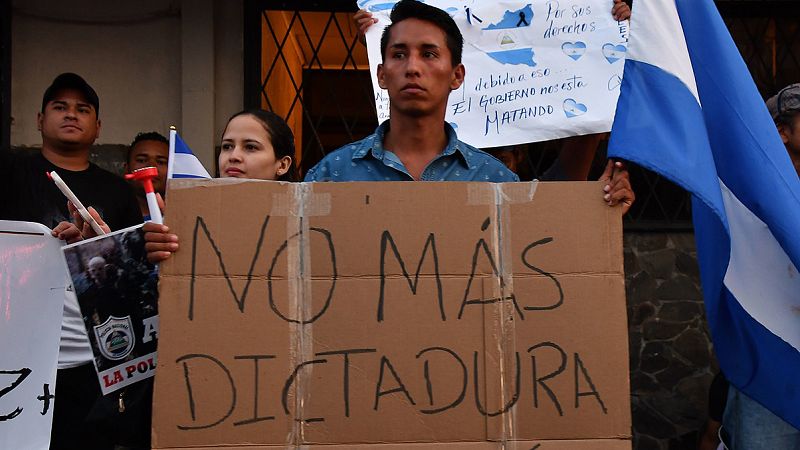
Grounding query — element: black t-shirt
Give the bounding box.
[0,151,141,230]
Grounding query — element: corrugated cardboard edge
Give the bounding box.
[151,437,631,449]
[168,178,295,190]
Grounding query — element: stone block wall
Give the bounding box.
[625,232,718,450]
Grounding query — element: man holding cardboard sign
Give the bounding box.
[304,0,634,211]
[145,1,633,263]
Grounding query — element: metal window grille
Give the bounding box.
[242,1,800,230]
[244,0,371,176]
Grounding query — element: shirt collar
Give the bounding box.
[352,121,475,169]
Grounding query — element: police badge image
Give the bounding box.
[62,224,159,395]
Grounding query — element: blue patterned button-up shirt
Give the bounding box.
[304,122,519,182]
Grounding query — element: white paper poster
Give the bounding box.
[361,0,628,147]
[0,221,68,450]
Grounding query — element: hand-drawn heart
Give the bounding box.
[607,74,623,91]
[602,44,627,63]
[563,99,588,118]
[561,41,587,61]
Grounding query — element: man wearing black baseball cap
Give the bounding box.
[41,72,100,116]
[0,73,142,449]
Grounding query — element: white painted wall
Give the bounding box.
[213,0,243,147]
[10,0,242,171]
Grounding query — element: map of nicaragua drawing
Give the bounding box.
[360,1,539,67]
[471,4,538,67]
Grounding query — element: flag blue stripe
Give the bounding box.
[607,60,724,216]
[174,137,194,154]
[171,174,208,179]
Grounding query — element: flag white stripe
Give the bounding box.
[721,179,800,352]
[172,153,210,178]
[629,0,700,103]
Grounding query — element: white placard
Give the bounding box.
[361,0,628,147]
[0,221,68,450]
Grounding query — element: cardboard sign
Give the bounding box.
[153,180,630,449]
[62,225,159,395]
[361,0,628,147]
[0,221,67,450]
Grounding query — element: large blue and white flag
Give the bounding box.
[609,0,800,427]
[167,129,211,179]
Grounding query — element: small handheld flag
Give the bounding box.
[167,128,211,179]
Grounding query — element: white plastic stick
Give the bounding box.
[48,171,106,235]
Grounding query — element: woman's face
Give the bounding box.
[218,115,289,180]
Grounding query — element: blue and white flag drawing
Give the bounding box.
[167,129,211,179]
[608,0,800,428]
